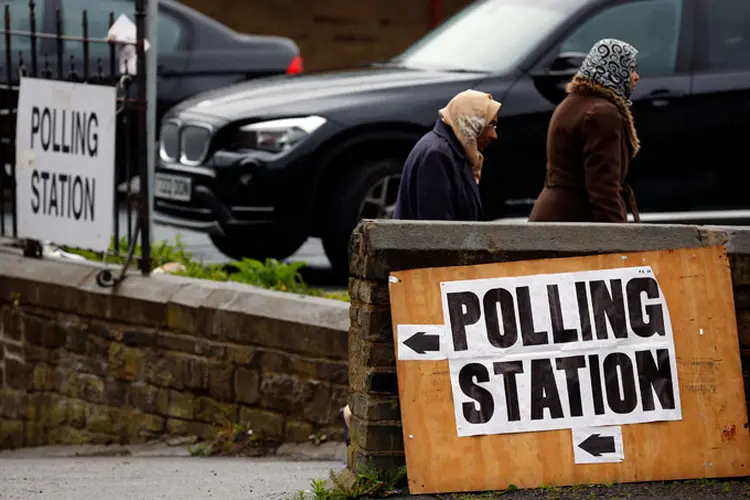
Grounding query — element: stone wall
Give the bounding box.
[181,0,474,71]
[0,251,349,450]
[347,221,750,472]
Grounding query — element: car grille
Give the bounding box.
[180,125,212,164]
[159,122,180,161]
[159,120,213,165]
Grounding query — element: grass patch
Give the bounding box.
[63,234,349,302]
[292,462,407,499]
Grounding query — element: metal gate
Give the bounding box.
[0,0,151,278]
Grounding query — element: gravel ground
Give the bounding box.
[424,478,750,500]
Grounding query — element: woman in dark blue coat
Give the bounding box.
[393,89,502,221]
[339,90,501,446]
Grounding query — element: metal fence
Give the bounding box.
[0,0,151,279]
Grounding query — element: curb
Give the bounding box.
[0,441,348,461]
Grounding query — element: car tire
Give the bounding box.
[209,230,304,263]
[322,159,403,277]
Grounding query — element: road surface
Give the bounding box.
[0,456,339,500]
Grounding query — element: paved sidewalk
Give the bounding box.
[0,455,341,500]
[0,442,346,500]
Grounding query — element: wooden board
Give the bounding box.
[388,246,750,495]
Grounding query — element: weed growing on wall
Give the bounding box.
[291,462,407,499]
[63,235,349,302]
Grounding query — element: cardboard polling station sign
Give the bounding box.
[388,246,750,495]
[15,77,116,251]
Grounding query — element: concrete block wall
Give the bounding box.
[0,251,349,450]
[346,221,750,472]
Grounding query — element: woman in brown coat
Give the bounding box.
[528,38,641,223]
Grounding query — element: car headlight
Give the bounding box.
[236,116,327,154]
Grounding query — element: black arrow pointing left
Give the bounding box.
[578,433,616,457]
[403,331,440,354]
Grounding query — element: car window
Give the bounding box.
[704,0,750,72]
[61,0,183,58]
[394,0,580,74]
[559,0,683,77]
[0,0,34,54]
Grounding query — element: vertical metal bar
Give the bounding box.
[82,10,89,81]
[108,12,115,83]
[68,55,76,81]
[109,11,119,254]
[145,0,158,252]
[8,6,17,238]
[29,0,37,77]
[124,74,132,246]
[0,5,10,237]
[135,0,150,274]
[42,52,49,78]
[55,8,63,79]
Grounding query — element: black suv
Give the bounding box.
[153,0,750,276]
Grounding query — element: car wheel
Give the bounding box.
[322,159,402,276]
[209,230,305,263]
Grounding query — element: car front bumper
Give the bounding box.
[153,150,291,237]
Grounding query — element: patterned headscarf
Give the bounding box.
[576,38,638,105]
[439,89,502,183]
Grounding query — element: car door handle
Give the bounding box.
[644,89,683,108]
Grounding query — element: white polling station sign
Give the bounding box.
[15,77,116,251]
[397,266,682,438]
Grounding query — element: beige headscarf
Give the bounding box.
[439,89,502,183]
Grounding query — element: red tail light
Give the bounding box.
[287,55,303,75]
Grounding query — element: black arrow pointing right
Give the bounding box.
[578,433,616,457]
[403,331,440,354]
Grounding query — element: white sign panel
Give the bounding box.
[395,266,682,439]
[572,426,624,464]
[15,77,116,251]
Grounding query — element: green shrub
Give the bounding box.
[62,234,349,302]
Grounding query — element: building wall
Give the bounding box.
[181,0,475,71]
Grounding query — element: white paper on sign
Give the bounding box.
[106,14,150,76]
[572,426,625,464]
[14,77,117,251]
[440,266,683,438]
[397,324,448,361]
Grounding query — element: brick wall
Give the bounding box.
[0,252,349,450]
[181,0,474,71]
[346,221,750,473]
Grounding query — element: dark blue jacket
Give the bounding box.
[393,119,483,221]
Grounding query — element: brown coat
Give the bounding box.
[528,77,641,223]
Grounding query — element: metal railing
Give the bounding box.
[0,0,151,279]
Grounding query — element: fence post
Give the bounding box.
[135,0,150,274]
[146,0,158,261]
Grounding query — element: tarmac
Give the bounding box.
[0,442,346,500]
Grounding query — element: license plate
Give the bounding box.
[155,173,192,202]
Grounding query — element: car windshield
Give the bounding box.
[392,0,580,74]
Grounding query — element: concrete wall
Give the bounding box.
[181,0,474,71]
[347,221,750,471]
[0,251,349,450]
